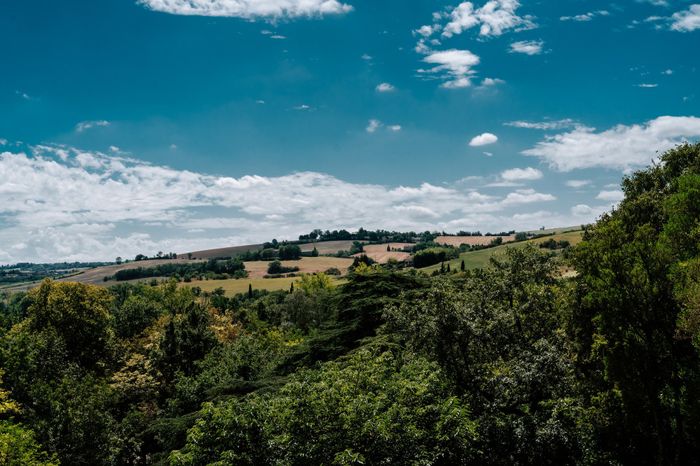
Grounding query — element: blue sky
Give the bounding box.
[1,0,699,263]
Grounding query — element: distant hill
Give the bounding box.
[177,243,263,260]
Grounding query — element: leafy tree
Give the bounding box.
[25,280,114,371]
[278,245,302,260]
[385,247,594,463]
[171,349,476,465]
[0,370,57,466]
[570,143,700,463]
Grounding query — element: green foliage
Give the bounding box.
[569,143,700,463]
[26,280,114,370]
[278,244,302,260]
[266,260,300,275]
[413,247,459,268]
[171,349,476,465]
[0,421,58,466]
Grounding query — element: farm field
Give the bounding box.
[244,256,353,278]
[435,235,516,247]
[356,243,412,263]
[53,258,204,285]
[183,276,348,296]
[299,240,364,254]
[423,230,584,273]
[177,243,262,260]
[183,276,299,296]
[0,259,203,292]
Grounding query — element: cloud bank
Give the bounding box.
[0,144,578,263]
[137,0,353,19]
[523,116,700,171]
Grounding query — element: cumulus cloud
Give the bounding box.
[596,190,625,202]
[505,119,580,130]
[376,82,395,92]
[501,189,555,205]
[500,167,543,181]
[566,180,591,188]
[0,144,569,263]
[523,116,700,171]
[670,5,700,32]
[137,0,353,19]
[479,77,505,87]
[75,120,110,133]
[560,10,609,22]
[509,40,544,55]
[420,49,481,88]
[469,132,498,146]
[440,0,536,38]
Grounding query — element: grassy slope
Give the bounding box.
[182,276,347,296]
[422,230,584,273]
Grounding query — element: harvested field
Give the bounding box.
[182,276,348,297]
[56,259,203,286]
[435,235,516,247]
[356,243,412,263]
[243,256,353,278]
[299,240,365,255]
[177,243,262,260]
[183,277,300,296]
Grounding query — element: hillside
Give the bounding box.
[422,229,584,273]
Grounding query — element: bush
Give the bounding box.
[267,261,300,275]
[413,248,459,268]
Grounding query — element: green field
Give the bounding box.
[182,276,347,296]
[422,229,584,273]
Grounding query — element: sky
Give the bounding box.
[1,0,699,263]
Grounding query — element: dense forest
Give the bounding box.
[1,144,700,465]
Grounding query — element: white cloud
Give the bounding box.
[361,54,372,60]
[366,119,382,133]
[523,116,700,171]
[560,10,609,22]
[637,83,659,88]
[414,25,436,37]
[565,180,591,188]
[0,144,573,263]
[376,82,395,92]
[505,119,580,130]
[366,120,401,133]
[293,104,311,110]
[441,0,536,38]
[500,167,543,181]
[670,5,700,32]
[75,120,110,133]
[662,69,674,75]
[501,189,555,205]
[509,40,544,55]
[596,190,625,202]
[420,49,480,88]
[469,132,498,146]
[137,0,353,19]
[479,77,505,87]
